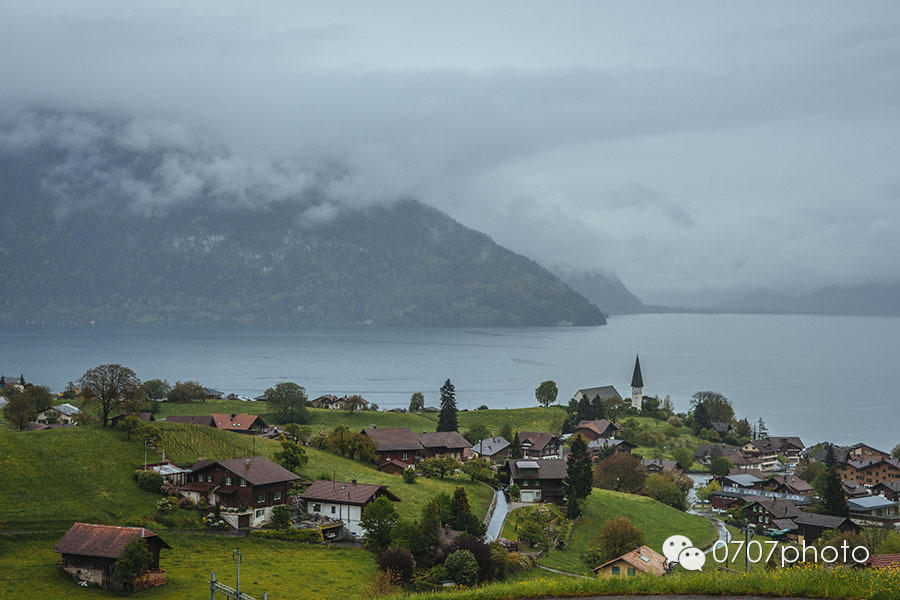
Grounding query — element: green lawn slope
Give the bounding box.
[535,488,718,574]
[0,426,162,530]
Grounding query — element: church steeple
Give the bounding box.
[631,354,643,409]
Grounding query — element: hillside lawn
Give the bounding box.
[0,532,376,600]
[0,426,163,530]
[535,488,718,574]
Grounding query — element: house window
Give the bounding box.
[207,474,213,483]
[256,494,265,504]
[240,478,247,487]
[627,567,636,576]
[611,566,620,575]
[331,505,336,514]
[255,509,264,518]
[273,491,282,501]
[225,477,232,486]
[313,503,321,512]
[402,453,409,461]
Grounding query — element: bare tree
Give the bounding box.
[79,364,141,426]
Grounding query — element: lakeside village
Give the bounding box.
[1,355,899,597]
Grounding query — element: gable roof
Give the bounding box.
[506,458,567,480]
[210,413,267,431]
[54,523,170,558]
[631,355,643,388]
[575,385,622,402]
[724,473,764,487]
[749,498,802,519]
[641,458,679,472]
[849,496,898,511]
[191,456,300,486]
[518,431,559,452]
[300,480,400,505]
[417,431,470,450]
[794,512,855,529]
[873,481,900,492]
[867,554,900,569]
[470,436,510,456]
[44,403,81,416]
[574,419,619,437]
[165,415,215,427]
[594,545,666,576]
[362,427,424,452]
[771,474,813,493]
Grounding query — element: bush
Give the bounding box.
[156,497,175,513]
[444,549,479,587]
[508,484,520,501]
[377,546,416,581]
[402,468,417,484]
[594,517,643,563]
[445,535,495,582]
[272,505,293,529]
[133,470,165,494]
[249,528,323,543]
[645,472,687,510]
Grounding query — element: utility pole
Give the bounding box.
[233,548,241,594]
[745,523,751,572]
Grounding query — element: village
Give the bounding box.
[0,356,899,599]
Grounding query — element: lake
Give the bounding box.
[1,314,897,450]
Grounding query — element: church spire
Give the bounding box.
[631,354,643,388]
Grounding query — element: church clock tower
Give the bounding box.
[631,354,643,409]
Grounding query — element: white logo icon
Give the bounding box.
[662,534,692,563]
[678,546,706,571]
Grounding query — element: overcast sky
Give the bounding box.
[2,1,899,301]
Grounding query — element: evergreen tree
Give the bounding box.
[589,395,606,420]
[508,432,523,459]
[499,422,514,444]
[437,379,458,432]
[757,417,768,439]
[566,434,593,500]
[822,469,849,517]
[576,396,592,423]
[691,401,710,433]
[408,392,425,412]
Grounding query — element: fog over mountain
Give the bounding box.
[1,2,900,305]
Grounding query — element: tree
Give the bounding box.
[450,486,472,519]
[418,454,462,479]
[566,435,593,500]
[709,457,734,477]
[795,457,825,484]
[360,496,399,551]
[408,392,425,412]
[78,364,141,427]
[508,432,523,459]
[116,415,143,440]
[112,538,152,591]
[272,505,293,528]
[822,466,849,517]
[691,391,735,424]
[465,422,491,447]
[437,379,458,432]
[695,478,722,502]
[594,453,645,493]
[3,385,54,430]
[756,417,769,439]
[166,380,205,403]
[377,546,416,581]
[444,535,494,581]
[535,380,558,407]
[317,425,377,462]
[274,440,309,473]
[444,549,479,587]
[499,422,513,444]
[673,447,695,471]
[645,472,687,510]
[517,519,548,549]
[141,379,171,402]
[264,382,309,424]
[892,443,900,460]
[594,517,643,563]
[734,418,752,440]
[461,458,494,483]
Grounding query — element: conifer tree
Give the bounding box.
[508,432,523,459]
[566,435,594,500]
[437,378,458,432]
[821,445,849,517]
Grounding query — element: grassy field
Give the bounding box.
[0,426,163,529]
[0,532,377,600]
[536,488,718,574]
[391,564,900,600]
[153,422,495,521]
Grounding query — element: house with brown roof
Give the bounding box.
[872,481,900,502]
[518,431,562,458]
[573,385,622,404]
[505,458,566,504]
[740,439,781,472]
[743,498,802,529]
[694,443,742,465]
[210,413,268,434]
[36,403,81,425]
[836,456,900,487]
[299,479,400,536]
[865,554,900,570]
[418,431,470,460]
[180,456,300,528]
[640,458,681,474]
[54,523,169,590]
[470,436,510,461]
[593,545,668,577]
[362,427,426,471]
[164,415,215,427]
[769,474,813,496]
[794,512,860,544]
[574,419,620,441]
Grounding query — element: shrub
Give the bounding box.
[594,517,643,563]
[402,468,417,484]
[363,568,402,599]
[156,498,174,513]
[271,504,293,529]
[111,538,151,591]
[508,484,520,501]
[376,546,416,581]
[445,535,495,582]
[444,549,479,587]
[645,472,687,510]
[133,470,165,494]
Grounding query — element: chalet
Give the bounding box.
[210,413,268,435]
[765,437,806,462]
[574,419,620,441]
[299,480,400,536]
[711,422,733,438]
[710,486,810,513]
[640,458,681,474]
[36,403,81,425]
[794,512,860,544]
[203,388,224,400]
[743,498,801,529]
[312,394,340,409]
[165,415,215,427]
[813,442,890,464]
[506,458,566,504]
[769,474,813,496]
[587,438,634,459]
[842,479,871,499]
[836,456,900,487]
[719,473,765,489]
[740,439,781,472]
[54,523,169,590]
[593,545,668,577]
[363,427,425,470]
[872,481,900,502]
[518,431,562,458]
[694,443,742,465]
[470,436,510,461]
[311,394,368,410]
[573,385,622,404]
[847,496,900,526]
[418,431,470,460]
[180,456,300,528]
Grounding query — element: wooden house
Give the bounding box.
[836,456,900,487]
[36,403,81,425]
[417,431,470,460]
[210,413,268,434]
[574,419,620,441]
[872,481,900,502]
[505,458,566,504]
[794,512,860,544]
[518,431,561,458]
[743,498,801,529]
[54,523,169,590]
[848,495,900,526]
[593,545,668,577]
[180,456,300,528]
[363,427,425,470]
[470,436,510,461]
[299,480,400,536]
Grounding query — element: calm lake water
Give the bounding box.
[1,314,897,450]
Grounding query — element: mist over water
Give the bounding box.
[2,313,896,450]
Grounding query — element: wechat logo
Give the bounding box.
[663,534,706,571]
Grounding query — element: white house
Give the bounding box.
[299,480,400,536]
[36,403,81,424]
